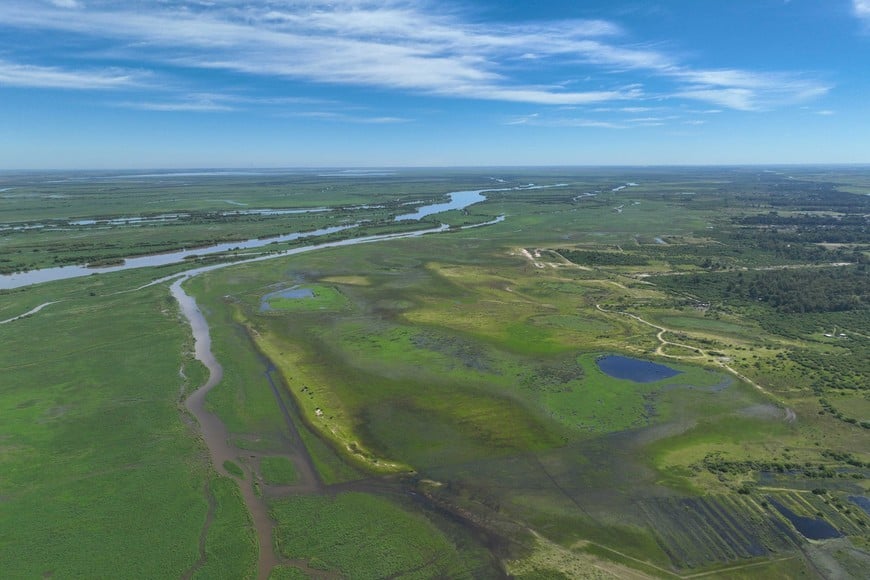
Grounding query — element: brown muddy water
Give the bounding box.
[171,278,283,579]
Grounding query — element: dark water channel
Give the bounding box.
[849,495,870,516]
[596,355,681,383]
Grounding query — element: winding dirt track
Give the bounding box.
[0,301,59,324]
[595,304,797,422]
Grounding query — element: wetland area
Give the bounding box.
[1,168,868,578]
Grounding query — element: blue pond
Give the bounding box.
[596,355,681,383]
[769,499,842,540]
[273,288,314,299]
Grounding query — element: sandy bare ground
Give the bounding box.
[518,247,545,268]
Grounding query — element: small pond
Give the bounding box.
[260,286,314,311]
[768,498,842,540]
[596,355,681,383]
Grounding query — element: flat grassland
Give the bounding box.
[0,268,256,578]
[1,167,867,578]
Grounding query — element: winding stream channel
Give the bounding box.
[166,215,514,578]
[1,184,564,577]
[170,224,452,578]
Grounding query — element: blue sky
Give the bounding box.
[1,0,869,168]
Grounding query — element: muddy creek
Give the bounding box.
[169,220,502,578]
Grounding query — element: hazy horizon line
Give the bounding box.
[2,162,870,174]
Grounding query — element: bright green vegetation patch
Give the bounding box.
[529,313,614,335]
[269,565,310,579]
[271,492,482,578]
[658,315,757,338]
[263,284,347,312]
[193,477,257,580]
[185,275,289,440]
[223,459,245,478]
[0,276,210,578]
[648,414,799,493]
[260,456,298,485]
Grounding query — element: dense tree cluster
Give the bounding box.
[655,266,868,314]
[699,453,867,479]
[557,249,649,266]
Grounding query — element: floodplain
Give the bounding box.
[1,167,867,578]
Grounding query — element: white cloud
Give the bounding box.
[506,112,629,130]
[0,60,138,89]
[672,69,829,111]
[855,0,870,19]
[289,111,411,124]
[674,88,755,111]
[119,101,233,112]
[0,1,831,110]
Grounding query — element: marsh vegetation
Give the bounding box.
[1,167,867,578]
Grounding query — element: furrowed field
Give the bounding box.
[1,168,867,578]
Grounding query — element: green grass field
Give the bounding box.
[270,492,493,578]
[0,270,255,578]
[2,168,867,578]
[259,456,299,485]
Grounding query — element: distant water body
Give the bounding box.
[394,183,567,221]
[0,225,353,290]
[0,181,565,290]
[1,184,529,290]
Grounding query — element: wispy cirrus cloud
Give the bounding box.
[672,69,829,111]
[0,59,140,89]
[505,113,627,130]
[506,107,706,131]
[0,0,830,111]
[288,111,411,124]
[855,0,870,20]
[48,0,81,8]
[118,92,340,113]
[118,99,234,112]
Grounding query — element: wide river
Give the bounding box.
[0,185,538,290]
